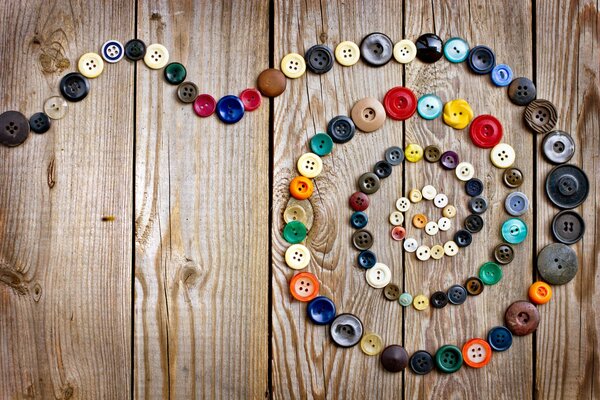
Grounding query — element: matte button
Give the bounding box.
[424,145,441,162]
[503,167,524,188]
[552,210,585,244]
[433,193,448,208]
[525,99,558,134]
[357,250,377,269]
[528,281,553,305]
[465,276,484,295]
[349,191,369,211]
[425,221,439,236]
[0,111,29,147]
[415,245,431,261]
[285,244,311,270]
[447,285,467,305]
[464,214,484,233]
[360,32,393,66]
[358,172,380,195]
[505,301,540,336]
[60,72,90,102]
[360,333,384,356]
[389,211,404,226]
[455,162,475,181]
[351,97,386,132]
[501,218,528,244]
[395,197,410,212]
[537,243,578,285]
[290,176,314,200]
[487,326,513,352]
[305,44,334,74]
[430,291,448,308]
[417,94,443,120]
[409,351,435,375]
[469,114,503,148]
[479,262,502,285]
[124,39,146,61]
[443,205,457,219]
[405,144,424,162]
[435,345,463,373]
[374,161,393,179]
[29,112,51,134]
[385,146,405,165]
[508,77,536,106]
[494,243,515,265]
[393,39,417,63]
[239,88,262,111]
[290,271,319,302]
[422,185,437,200]
[216,95,244,124]
[177,82,199,104]
[404,238,418,252]
[164,62,187,85]
[383,283,400,301]
[440,151,459,169]
[383,87,417,120]
[431,244,444,259]
[415,33,443,63]
[380,345,409,373]
[44,96,68,120]
[144,43,169,69]
[280,53,306,78]
[505,191,529,216]
[443,99,474,129]
[257,68,287,97]
[330,313,363,348]
[307,296,336,325]
[335,41,360,66]
[310,133,334,156]
[437,217,451,231]
[297,152,323,178]
[443,37,469,63]
[542,130,575,164]
[545,164,589,209]
[101,40,124,63]
[365,263,391,288]
[352,229,373,251]
[465,178,484,196]
[462,338,492,368]
[391,226,406,241]
[327,115,355,143]
[469,196,488,214]
[283,220,307,244]
[443,240,458,256]
[399,293,413,307]
[193,94,217,117]
[454,230,472,247]
[284,203,309,226]
[77,52,104,78]
[467,45,495,74]
[491,64,513,86]
[350,211,368,229]
[490,143,516,168]
[412,294,429,310]
[412,214,427,228]
[409,189,423,203]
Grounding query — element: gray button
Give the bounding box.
[447,285,467,305]
[552,210,585,244]
[358,172,380,194]
[505,191,529,216]
[542,130,575,164]
[469,195,488,214]
[545,164,589,209]
[330,313,363,347]
[360,33,393,66]
[0,111,30,147]
[537,243,578,285]
[385,146,404,165]
[352,229,373,251]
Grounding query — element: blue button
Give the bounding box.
[307,296,336,325]
[505,191,529,216]
[350,211,368,229]
[491,64,513,86]
[417,94,443,120]
[467,45,496,75]
[501,218,528,244]
[216,95,245,124]
[443,37,469,63]
[357,250,376,269]
[487,326,513,351]
[465,178,484,197]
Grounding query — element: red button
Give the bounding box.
[391,226,406,241]
[349,192,369,211]
[289,272,320,302]
[193,94,216,117]
[383,86,417,121]
[239,88,262,111]
[469,114,503,148]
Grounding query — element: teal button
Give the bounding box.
[417,94,443,120]
[310,133,334,156]
[479,262,503,285]
[435,345,463,373]
[399,292,413,307]
[163,62,187,85]
[443,37,470,63]
[501,218,528,244]
[283,220,307,244]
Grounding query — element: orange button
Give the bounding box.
[289,176,314,200]
[462,338,492,368]
[289,272,320,302]
[528,281,552,305]
[412,213,428,228]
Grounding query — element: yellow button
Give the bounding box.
[490,143,516,168]
[421,184,437,200]
[281,53,306,79]
[285,244,310,270]
[416,245,431,261]
[360,332,384,356]
[413,294,429,310]
[442,99,474,130]
[442,205,457,218]
[409,188,422,203]
[412,213,428,228]
[395,197,411,212]
[77,52,104,78]
[335,41,360,66]
[393,39,417,63]
[144,43,169,69]
[431,244,444,260]
[389,211,404,226]
[405,144,423,162]
[297,152,323,178]
[284,204,307,225]
[443,241,459,256]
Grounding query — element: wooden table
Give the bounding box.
[1,0,598,398]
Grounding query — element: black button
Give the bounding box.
[0,111,30,147]
[125,39,146,61]
[373,160,393,179]
[380,345,408,372]
[327,115,355,143]
[468,195,488,214]
[360,33,393,66]
[537,243,578,285]
[415,33,443,63]
[508,77,536,106]
[29,112,51,134]
[59,72,90,102]
[545,164,589,209]
[409,350,434,375]
[467,45,496,74]
[430,291,448,308]
[493,243,515,265]
[447,284,467,305]
[464,214,484,233]
[465,276,484,295]
[551,210,585,244]
[465,178,484,196]
[385,146,404,165]
[454,230,472,247]
[305,45,334,74]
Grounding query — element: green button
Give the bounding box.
[283,220,307,244]
[310,133,334,156]
[479,262,503,285]
[164,62,187,85]
[398,292,413,307]
[435,345,463,373]
[501,218,528,244]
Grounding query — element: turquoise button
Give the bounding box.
[501,218,528,244]
[479,262,503,285]
[283,220,307,244]
[399,292,413,307]
[443,37,470,63]
[310,133,334,156]
[417,94,443,120]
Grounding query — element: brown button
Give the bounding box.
[177,81,198,103]
[505,301,540,336]
[493,243,514,265]
[465,276,484,295]
[424,145,441,162]
[352,229,373,251]
[380,345,409,373]
[0,111,30,147]
[349,191,369,211]
[524,99,557,134]
[257,68,287,97]
[357,172,381,194]
[350,97,386,132]
[383,283,400,301]
[412,213,428,228]
[503,167,524,188]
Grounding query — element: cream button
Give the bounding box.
[335,41,360,66]
[77,52,104,78]
[404,238,418,252]
[365,263,392,288]
[43,96,68,120]
[144,43,169,69]
[490,143,516,168]
[286,198,314,230]
[409,188,423,203]
[281,53,306,78]
[443,241,459,256]
[389,211,404,226]
[431,244,445,259]
[421,184,437,200]
[434,193,448,208]
[297,153,323,178]
[438,217,452,231]
[393,39,417,63]
[455,162,475,181]
[396,197,411,212]
[425,221,439,236]
[284,204,307,225]
[285,244,311,270]
[442,205,457,219]
[416,245,431,261]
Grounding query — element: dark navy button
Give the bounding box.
[491,64,513,86]
[307,296,336,325]
[330,313,363,347]
[0,111,30,147]
[60,72,90,102]
[29,112,51,134]
[350,211,368,229]
[440,150,459,169]
[454,230,472,247]
[508,77,537,106]
[124,39,146,61]
[447,285,467,305]
[409,350,434,375]
[357,250,377,269]
[464,214,484,233]
[216,95,245,124]
[469,196,489,214]
[415,33,443,63]
[552,210,585,244]
[373,160,393,179]
[487,326,513,352]
[430,291,448,308]
[101,40,124,63]
[467,45,495,74]
[465,178,484,197]
[360,32,393,66]
[545,164,589,209]
[305,45,334,74]
[164,62,187,85]
[385,146,404,165]
[327,115,355,143]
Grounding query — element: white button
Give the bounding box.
[490,143,516,168]
[421,184,437,200]
[404,238,418,252]
[443,241,459,256]
[409,188,422,203]
[437,217,451,231]
[431,245,444,259]
[144,43,169,69]
[393,39,417,63]
[455,162,475,181]
[396,197,411,212]
[416,245,431,261]
[297,153,323,178]
[285,244,310,270]
[101,40,124,63]
[425,221,439,236]
[365,263,392,288]
[389,211,404,226]
[434,193,448,208]
[78,52,104,78]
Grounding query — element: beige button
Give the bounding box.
[396,197,410,212]
[43,96,68,120]
[438,217,451,231]
[389,211,404,226]
[350,97,386,132]
[434,193,448,208]
[409,188,423,203]
[490,143,516,168]
[286,198,314,230]
[455,162,475,181]
[144,43,169,69]
[284,204,307,225]
[413,294,429,310]
[280,53,306,78]
[335,41,360,66]
[425,221,439,236]
[365,263,392,288]
[442,205,457,218]
[431,245,445,259]
[285,244,311,270]
[443,241,459,256]
[421,185,437,200]
[416,245,431,261]
[297,153,323,178]
[393,39,417,63]
[360,332,384,356]
[77,52,104,78]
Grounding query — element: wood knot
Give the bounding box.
[32,282,42,302]
[0,266,28,295]
[61,383,74,399]
[177,260,201,289]
[319,32,328,43]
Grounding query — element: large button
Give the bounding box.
[524,99,558,134]
[465,276,484,295]
[391,226,406,241]
[465,178,484,196]
[415,245,431,261]
[307,296,336,325]
[405,143,424,162]
[447,285,467,305]
[383,283,400,301]
[490,64,513,86]
[505,301,540,336]
[528,281,553,305]
[435,345,463,373]
[469,114,503,148]
[412,294,429,310]
[44,96,68,120]
[417,94,443,120]
[239,88,262,111]
[0,111,29,147]
[60,72,90,102]
[440,151,459,169]
[385,146,405,165]
[430,291,448,308]
[365,263,392,288]
[395,197,410,212]
[327,115,355,143]
[443,37,469,63]
[468,195,488,214]
[389,211,404,226]
[443,99,474,129]
[280,53,306,78]
[393,39,417,63]
[505,191,529,216]
[455,162,475,181]
[424,145,441,162]
[101,39,124,63]
[490,143,516,168]
[545,164,589,209]
[77,52,104,78]
[164,62,187,85]
[501,218,528,244]
[357,250,377,269]
[330,314,363,348]
[289,176,314,200]
[542,130,575,164]
[552,210,585,244]
[503,167,524,188]
[305,45,334,74]
[144,43,169,69]
[29,112,51,134]
[380,345,408,373]
[464,214,484,233]
[462,338,492,368]
[467,45,495,74]
[537,243,578,285]
[399,292,413,307]
[216,95,245,124]
[374,161,392,179]
[290,272,319,302]
[358,172,381,194]
[494,243,515,265]
[351,211,369,229]
[349,192,369,211]
[360,333,384,356]
[443,240,458,256]
[310,133,334,156]
[404,238,418,252]
[352,229,374,251]
[415,33,443,63]
[335,41,360,66]
[360,32,393,66]
[124,39,146,61]
[285,244,311,270]
[479,262,502,285]
[487,326,513,352]
[351,97,386,132]
[193,94,217,117]
[383,87,417,120]
[283,220,307,244]
[177,82,199,104]
[508,77,536,106]
[409,351,434,375]
[297,153,323,178]
[257,68,287,97]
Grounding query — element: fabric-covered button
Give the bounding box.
[284,202,310,226]
[410,351,435,375]
[424,145,442,162]
[193,94,217,117]
[352,229,374,251]
[177,82,199,104]
[239,88,262,111]
[374,161,393,179]
[285,244,311,270]
[415,33,444,63]
[409,189,423,203]
[524,99,558,134]
[435,345,463,373]
[455,162,475,181]
[351,97,386,132]
[283,220,307,244]
[290,176,314,200]
[422,185,437,200]
[417,94,443,120]
[465,178,484,196]
[350,192,369,211]
[365,263,391,288]
[491,64,513,86]
[383,283,401,301]
[29,112,51,134]
[351,211,369,229]
[412,294,429,310]
[469,114,503,148]
[454,230,472,247]
[505,191,529,216]
[391,226,406,241]
[443,99,474,129]
[537,243,578,285]
[101,40,124,63]
[431,244,445,259]
[469,195,488,214]
[447,285,467,305]
[464,214,484,233]
[467,45,495,74]
[503,167,524,188]
[59,72,90,102]
[124,38,146,61]
[77,52,104,78]
[542,130,575,164]
[0,111,30,147]
[545,164,589,209]
[389,211,404,226]
[434,193,448,208]
[430,291,448,308]
[501,218,528,244]
[305,45,334,74]
[462,338,492,368]
[216,95,244,123]
[443,37,469,63]
[335,41,360,66]
[360,333,384,356]
[465,276,484,295]
[144,43,169,69]
[43,96,68,120]
[280,53,306,78]
[529,281,553,305]
[443,240,458,256]
[381,345,409,373]
[307,296,336,325]
[393,39,417,63]
[440,151,459,169]
[357,250,377,269]
[552,210,585,244]
[438,217,451,231]
[479,262,502,285]
[257,68,287,97]
[330,314,363,348]
[505,301,540,336]
[327,115,355,143]
[490,143,516,168]
[508,77,536,106]
[384,87,417,120]
[405,143,424,162]
[163,62,187,85]
[494,243,515,265]
[297,153,323,178]
[360,32,393,66]
[399,292,413,307]
[310,133,334,156]
[290,272,319,302]
[488,326,513,352]
[416,245,431,261]
[385,146,405,165]
[425,221,439,236]
[358,172,381,195]
[404,238,418,252]
[396,197,410,212]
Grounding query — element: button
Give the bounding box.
[297,153,323,178]
[409,350,435,375]
[409,188,423,203]
[552,210,585,244]
[545,164,589,209]
[490,143,516,168]
[101,40,124,63]
[290,176,314,200]
[442,205,456,219]
[505,191,529,216]
[285,244,311,270]
[529,281,553,305]
[164,62,187,85]
[415,33,443,63]
[464,214,484,233]
[124,39,146,61]
[383,283,400,301]
[430,291,448,308]
[77,52,104,78]
[416,245,431,261]
[380,345,409,373]
[438,217,451,231]
[280,53,306,78]
[422,185,437,200]
[29,112,51,134]
[435,345,463,373]
[487,326,513,352]
[395,197,410,212]
[383,87,417,121]
[0,111,29,147]
[399,293,413,307]
[501,218,528,244]
[144,43,169,69]
[307,296,336,325]
[413,294,429,310]
[360,333,384,356]
[443,241,458,256]
[508,77,537,106]
[465,178,484,196]
[391,226,406,241]
[284,201,310,227]
[542,130,575,164]
[257,68,287,97]
[469,195,489,214]
[404,238,418,252]
[327,115,355,143]
[479,262,502,285]
[351,97,386,132]
[454,230,472,247]
[494,243,515,265]
[491,64,513,86]
[455,162,475,181]
[385,146,405,165]
[389,211,404,226]
[330,313,363,348]
[310,133,334,156]
[192,94,217,117]
[351,211,369,229]
[417,94,443,120]
[443,37,469,63]
[462,338,492,368]
[525,99,558,134]
[43,96,68,120]
[357,250,377,269]
[365,263,392,288]
[177,82,199,104]
[425,221,439,236]
[467,45,495,74]
[239,88,262,111]
[537,243,578,285]
[335,41,360,66]
[352,229,374,251]
[360,32,393,66]
[216,95,244,123]
[469,114,503,148]
[447,285,467,305]
[290,272,319,302]
[465,276,484,295]
[503,167,524,188]
[405,144,424,162]
[305,45,334,74]
[440,151,459,169]
[505,301,540,336]
[424,145,442,162]
[393,39,417,63]
[358,172,381,194]
[374,161,393,179]
[431,245,444,259]
[442,99,474,129]
[349,192,369,211]
[60,72,90,102]
[283,220,307,244]
[433,193,448,208]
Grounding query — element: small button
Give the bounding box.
[290,176,314,200]
[297,153,323,178]
[389,211,404,226]
[310,133,334,156]
[383,283,400,301]
[280,53,306,78]
[143,43,169,69]
[443,37,469,63]
[177,82,199,104]
[464,214,484,233]
[285,244,311,270]
[465,276,484,295]
[284,202,310,226]
[433,193,448,208]
[537,243,578,285]
[430,291,448,308]
[469,114,503,148]
[528,281,553,305]
[385,145,405,165]
[305,45,334,74]
[0,111,30,147]
[383,87,417,120]
[60,72,90,102]
[101,40,124,63]
[542,130,575,164]
[335,41,360,66]
[503,167,524,188]
[467,45,495,74]
[505,301,540,336]
[360,332,384,356]
[163,62,187,85]
[399,293,413,307]
[552,210,585,244]
[435,345,463,373]
[494,243,515,265]
[193,94,217,117]
[330,313,363,348]
[327,115,355,143]
[352,229,374,251]
[124,39,146,61]
[437,217,451,231]
[380,345,409,373]
[487,326,513,352]
[479,262,502,285]
[454,230,472,247]
[409,351,434,375]
[360,32,393,66]
[491,64,513,86]
[465,178,484,196]
[290,271,319,302]
[469,195,489,214]
[358,172,381,195]
[525,99,558,134]
[447,285,467,305]
[440,151,459,169]
[349,192,369,211]
[415,33,443,63]
[256,68,287,97]
[443,240,458,256]
[505,191,529,216]
[442,99,474,129]
[43,96,68,120]
[283,220,307,244]
[421,185,437,200]
[365,263,392,288]
[455,162,475,181]
[462,338,492,368]
[405,143,424,162]
[412,294,429,310]
[239,88,262,111]
[442,205,457,219]
[391,226,406,241]
[490,143,516,168]
[415,245,431,261]
[350,211,369,229]
[501,218,528,244]
[395,197,410,212]
[417,94,443,120]
[374,161,393,179]
[424,145,442,162]
[29,112,51,134]
[216,95,244,124]
[425,221,439,236]
[404,238,418,252]
[545,164,589,209]
[351,97,386,132]
[409,188,423,203]
[77,52,104,78]
[508,77,537,106]
[393,39,417,64]
[431,245,445,260]
[307,296,336,325]
[357,250,377,269]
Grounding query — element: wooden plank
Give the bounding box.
[0,1,133,399]
[535,1,599,399]
[133,1,270,398]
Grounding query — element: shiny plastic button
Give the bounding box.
[503,167,524,188]
[361,333,384,356]
[443,241,459,256]
[284,203,309,226]
[462,338,492,368]
[391,226,406,241]
[430,291,448,308]
[508,77,536,106]
[416,245,431,261]
[440,151,459,169]
[399,293,413,307]
[193,94,217,117]
[365,263,391,288]
[352,229,374,251]
[525,99,558,134]
[488,326,513,352]
[422,185,437,200]
[528,281,552,305]
[357,250,377,269]
[405,143,424,162]
[0,111,29,147]
[545,164,589,209]
[443,37,469,63]
[424,145,442,162]
[384,86,417,121]
[494,243,514,265]
[395,197,410,212]
[465,276,484,295]
[350,192,369,211]
[454,230,472,247]
[380,345,409,373]
[239,88,262,111]
[404,238,418,252]
[383,283,401,301]
[78,52,104,78]
[351,97,386,132]
[280,53,306,78]
[283,220,307,244]
[305,45,334,74]
[385,145,405,165]
[164,62,187,85]
[297,153,323,178]
[552,210,585,244]
[447,285,467,305]
[409,188,423,203]
[124,39,146,61]
[350,211,368,229]
[425,221,439,236]
[505,301,540,336]
[417,94,443,120]
[393,39,417,63]
[410,351,434,375]
[256,68,287,97]
[435,345,463,373]
[60,72,90,102]
[438,217,451,231]
[501,218,528,244]
[479,262,502,285]
[442,99,474,129]
[327,115,355,143]
[43,96,68,120]
[216,95,244,123]
[285,244,311,270]
[542,130,575,164]
[358,172,380,195]
[455,162,475,181]
[330,313,363,348]
[335,41,360,66]
[469,195,488,214]
[442,205,457,219]
[491,64,513,86]
[29,112,51,134]
[310,133,334,156]
[389,211,404,226]
[290,272,320,302]
[464,214,484,233]
[307,296,336,325]
[373,161,392,179]
[412,294,429,310]
[467,45,495,74]
[431,244,444,260]
[415,33,443,63]
[537,243,578,285]
[360,32,393,66]
[177,82,199,104]
[144,43,169,69]
[465,178,484,196]
[101,40,124,63]
[433,193,448,208]
[490,143,516,168]
[290,176,314,200]
[505,191,529,216]
[469,114,503,148]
